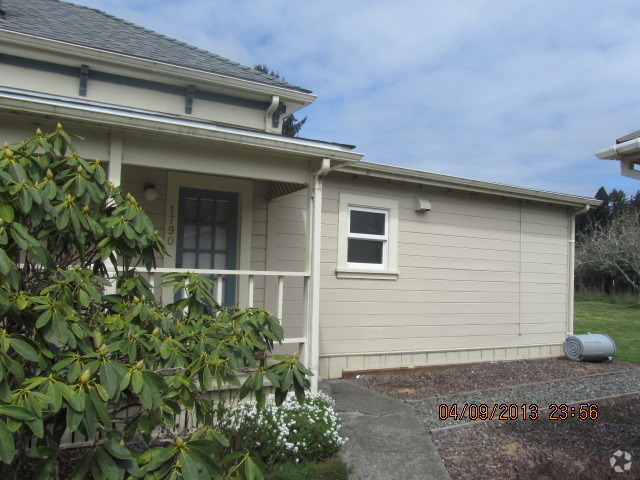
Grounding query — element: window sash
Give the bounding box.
[347,207,388,268]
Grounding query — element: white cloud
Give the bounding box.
[70,0,640,196]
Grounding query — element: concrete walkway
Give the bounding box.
[322,380,451,480]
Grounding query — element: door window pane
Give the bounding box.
[214,253,228,269]
[199,198,215,223]
[199,225,213,250]
[182,252,196,269]
[183,225,197,249]
[350,210,386,235]
[216,200,230,224]
[215,226,228,250]
[184,197,198,222]
[348,239,384,264]
[198,252,212,269]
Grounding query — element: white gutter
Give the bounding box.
[567,204,591,336]
[595,137,640,160]
[307,158,331,392]
[344,161,600,208]
[595,137,640,180]
[0,87,363,162]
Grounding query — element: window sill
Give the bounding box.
[335,267,399,280]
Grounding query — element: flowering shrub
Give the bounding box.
[218,392,346,465]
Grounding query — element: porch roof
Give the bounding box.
[0,87,364,164]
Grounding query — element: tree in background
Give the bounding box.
[0,126,310,479]
[254,64,307,137]
[576,209,640,301]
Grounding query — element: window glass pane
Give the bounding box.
[348,239,384,264]
[199,198,215,223]
[215,225,228,250]
[183,225,197,249]
[350,210,386,236]
[199,225,213,250]
[182,252,196,269]
[198,252,212,269]
[184,197,198,222]
[214,253,228,269]
[216,200,230,224]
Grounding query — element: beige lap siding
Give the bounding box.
[317,174,569,378]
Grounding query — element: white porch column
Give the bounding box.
[108,132,123,187]
[307,159,330,392]
[105,132,123,288]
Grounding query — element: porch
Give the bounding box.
[101,127,361,391]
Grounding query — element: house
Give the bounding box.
[596,130,640,180]
[0,0,599,390]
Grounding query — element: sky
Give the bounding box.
[70,0,640,198]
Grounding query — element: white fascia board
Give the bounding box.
[595,137,640,160]
[0,30,316,107]
[0,87,363,163]
[343,161,600,208]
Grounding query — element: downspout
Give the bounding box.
[567,204,590,336]
[265,95,280,131]
[308,158,331,392]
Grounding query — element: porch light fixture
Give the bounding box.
[143,184,158,202]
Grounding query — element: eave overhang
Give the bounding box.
[0,87,363,164]
[343,161,600,208]
[595,135,640,180]
[0,29,316,111]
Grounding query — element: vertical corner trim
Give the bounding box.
[272,101,286,128]
[79,65,89,97]
[185,84,196,114]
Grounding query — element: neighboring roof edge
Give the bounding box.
[595,135,640,161]
[341,161,600,208]
[616,130,640,144]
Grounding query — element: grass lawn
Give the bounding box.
[574,293,640,363]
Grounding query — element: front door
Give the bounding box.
[176,188,238,305]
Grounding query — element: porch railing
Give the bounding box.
[130,267,311,360]
[46,267,311,449]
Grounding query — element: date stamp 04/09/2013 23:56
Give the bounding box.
[438,403,599,421]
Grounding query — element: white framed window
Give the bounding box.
[347,206,388,268]
[337,193,399,280]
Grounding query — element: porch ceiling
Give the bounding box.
[267,181,307,200]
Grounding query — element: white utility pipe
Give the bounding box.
[308,158,330,392]
[567,204,590,336]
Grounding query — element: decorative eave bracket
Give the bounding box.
[79,65,89,96]
[185,84,196,114]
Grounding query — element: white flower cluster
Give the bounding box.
[218,392,347,462]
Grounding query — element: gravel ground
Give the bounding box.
[351,357,640,479]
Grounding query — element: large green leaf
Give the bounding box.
[179,451,199,480]
[0,418,16,464]
[95,448,119,480]
[0,405,35,421]
[0,249,12,275]
[0,206,14,223]
[10,336,39,362]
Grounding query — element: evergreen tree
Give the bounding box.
[254,64,307,137]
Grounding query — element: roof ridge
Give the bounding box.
[56,1,257,76]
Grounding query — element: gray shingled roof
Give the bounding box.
[617,130,640,144]
[0,0,311,94]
